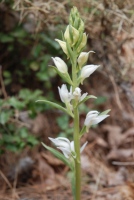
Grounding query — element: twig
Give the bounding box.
[109,75,123,110]
[0,170,12,189]
[112,161,134,166]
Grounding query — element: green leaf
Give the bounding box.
[66,41,74,63]
[19,89,43,101]
[79,126,86,137]
[94,96,107,105]
[0,34,14,43]
[77,95,97,107]
[0,110,13,124]
[42,142,73,169]
[9,97,25,110]
[19,127,28,138]
[100,109,111,115]
[36,100,74,118]
[50,66,73,86]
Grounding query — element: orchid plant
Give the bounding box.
[36,7,110,200]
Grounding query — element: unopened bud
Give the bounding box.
[77,51,95,68]
[55,39,68,56]
[77,33,87,53]
[52,57,68,74]
[64,25,79,46]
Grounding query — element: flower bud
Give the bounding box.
[77,33,87,53]
[52,57,68,74]
[77,51,92,68]
[73,87,88,102]
[64,25,72,44]
[64,25,79,46]
[55,39,68,56]
[73,87,81,101]
[69,7,84,31]
[58,84,72,103]
[80,65,99,84]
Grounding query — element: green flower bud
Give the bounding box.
[77,51,95,69]
[77,33,87,53]
[69,7,84,32]
[64,25,79,46]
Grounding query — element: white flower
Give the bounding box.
[77,51,95,68]
[58,84,73,103]
[52,57,68,74]
[73,87,88,102]
[49,137,88,158]
[84,110,109,131]
[80,65,100,84]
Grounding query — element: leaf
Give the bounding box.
[79,126,86,137]
[36,100,74,117]
[0,110,13,124]
[50,66,73,86]
[100,109,111,115]
[42,142,73,169]
[9,97,25,110]
[77,95,97,107]
[94,96,107,105]
[66,41,74,62]
[0,34,14,43]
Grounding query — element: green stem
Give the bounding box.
[72,54,81,200]
[74,107,81,200]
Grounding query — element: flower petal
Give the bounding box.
[52,57,68,73]
[57,147,71,158]
[80,141,88,153]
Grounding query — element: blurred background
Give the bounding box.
[0,0,134,199]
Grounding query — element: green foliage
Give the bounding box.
[94,96,107,105]
[57,115,73,139]
[0,1,65,153]
[0,88,49,154]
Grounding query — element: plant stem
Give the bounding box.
[72,55,81,200]
[74,107,81,200]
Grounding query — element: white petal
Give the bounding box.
[91,114,109,125]
[80,92,88,102]
[81,65,100,79]
[52,57,67,73]
[70,141,75,152]
[80,141,88,153]
[48,137,70,150]
[58,84,69,103]
[57,147,70,158]
[48,137,60,146]
[84,111,99,126]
